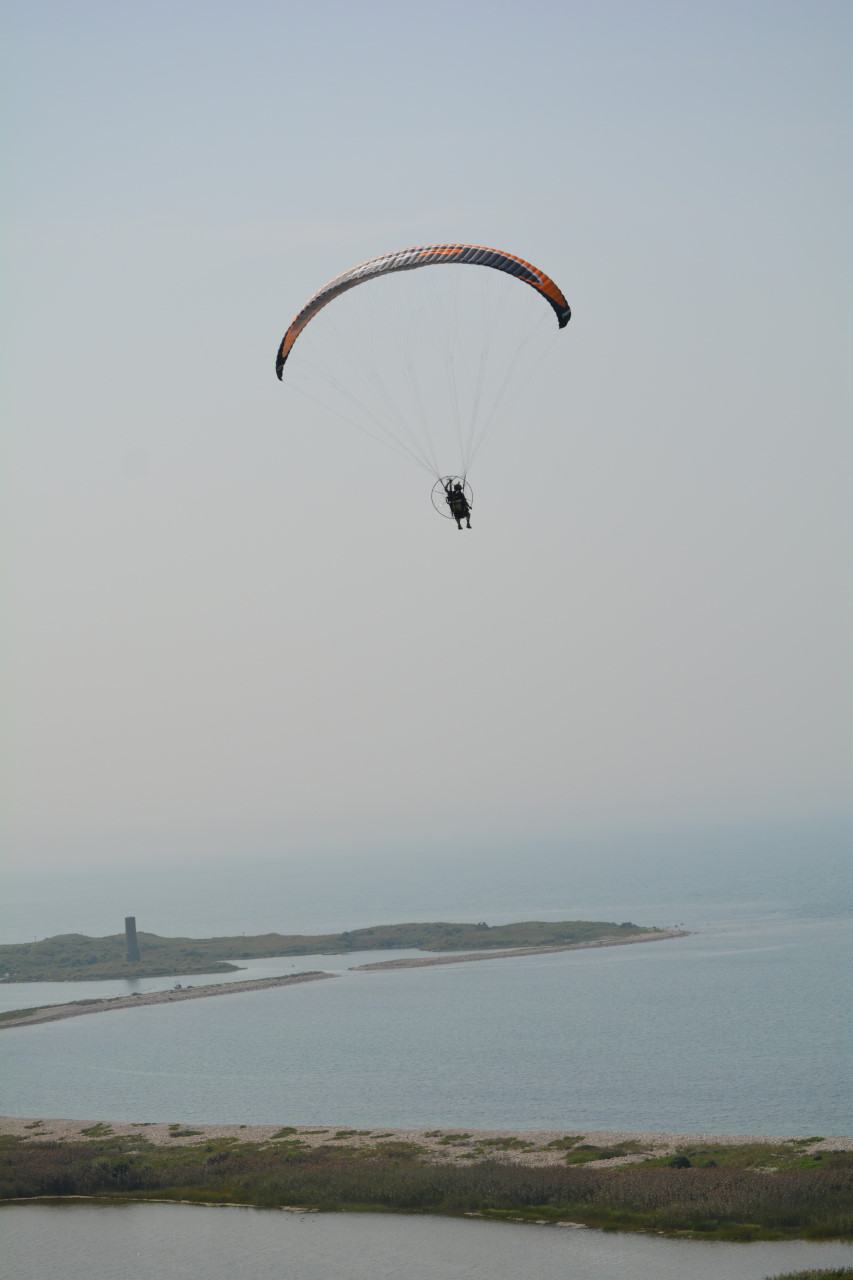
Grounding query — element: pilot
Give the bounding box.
[443,479,471,530]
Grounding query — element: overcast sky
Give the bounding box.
[2,0,850,873]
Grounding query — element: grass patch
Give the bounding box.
[475,1137,536,1151]
[361,1142,425,1160]
[764,1270,853,1279]
[0,1008,41,1023]
[641,1142,850,1172]
[563,1141,651,1164]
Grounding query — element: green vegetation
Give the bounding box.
[0,1007,40,1024]
[564,1140,650,1164]
[474,1137,535,1151]
[0,1134,850,1241]
[0,920,666,982]
[765,1272,853,1279]
[641,1139,838,1173]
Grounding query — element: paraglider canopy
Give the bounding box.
[276,243,570,378]
[275,241,571,495]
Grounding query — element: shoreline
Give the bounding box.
[1,1116,849,1167]
[0,971,335,1030]
[352,930,688,969]
[0,932,687,1029]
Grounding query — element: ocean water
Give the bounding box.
[3,1203,853,1280]
[1,822,850,1133]
[1,915,850,1133]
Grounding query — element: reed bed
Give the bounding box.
[2,1134,851,1242]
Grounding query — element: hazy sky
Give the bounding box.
[3,1,850,873]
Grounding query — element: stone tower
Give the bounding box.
[125,916,140,962]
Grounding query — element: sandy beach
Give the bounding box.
[1,1116,848,1168]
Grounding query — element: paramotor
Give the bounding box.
[275,242,570,518]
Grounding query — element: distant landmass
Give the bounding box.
[0,920,674,982]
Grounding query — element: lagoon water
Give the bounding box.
[4,1203,853,1280]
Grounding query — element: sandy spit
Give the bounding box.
[352,930,689,970]
[0,971,335,1030]
[0,1117,848,1168]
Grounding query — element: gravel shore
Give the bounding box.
[1,1116,848,1167]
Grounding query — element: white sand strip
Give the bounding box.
[1,1117,848,1167]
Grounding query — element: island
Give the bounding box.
[0,919,686,983]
